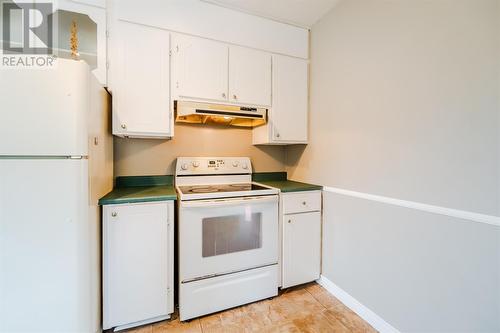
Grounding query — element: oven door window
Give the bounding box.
[202,212,262,257]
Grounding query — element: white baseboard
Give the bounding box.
[113,314,171,331]
[317,275,400,333]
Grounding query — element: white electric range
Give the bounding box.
[175,157,279,321]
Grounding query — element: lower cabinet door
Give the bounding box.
[103,202,173,329]
[282,211,321,288]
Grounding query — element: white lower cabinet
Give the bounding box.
[281,191,321,288]
[103,201,174,330]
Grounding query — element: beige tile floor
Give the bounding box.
[123,282,377,333]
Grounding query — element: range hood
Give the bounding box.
[175,101,267,127]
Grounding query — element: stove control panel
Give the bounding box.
[176,157,252,175]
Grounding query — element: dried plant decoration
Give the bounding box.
[70,20,79,59]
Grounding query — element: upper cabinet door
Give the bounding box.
[229,46,271,106]
[112,21,171,138]
[271,55,308,143]
[172,34,229,102]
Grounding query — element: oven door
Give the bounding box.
[179,195,278,282]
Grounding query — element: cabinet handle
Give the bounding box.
[111,212,117,217]
[276,133,280,138]
[233,94,237,100]
[222,93,226,98]
[288,219,291,224]
[121,124,127,129]
[302,201,307,205]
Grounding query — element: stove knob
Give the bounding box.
[242,163,248,170]
[181,163,189,170]
[232,161,239,167]
[192,161,200,168]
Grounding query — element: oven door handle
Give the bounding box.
[180,195,278,208]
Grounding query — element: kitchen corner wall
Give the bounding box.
[286,0,500,332]
[114,124,286,176]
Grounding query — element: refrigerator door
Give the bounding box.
[0,159,93,333]
[0,59,89,156]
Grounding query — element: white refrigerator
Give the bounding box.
[0,59,113,333]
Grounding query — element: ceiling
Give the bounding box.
[201,0,341,28]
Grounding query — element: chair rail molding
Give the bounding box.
[323,186,500,227]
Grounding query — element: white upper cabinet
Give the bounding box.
[271,55,308,143]
[107,1,309,140]
[229,46,271,106]
[111,21,171,138]
[171,34,229,102]
[253,55,309,144]
[171,34,272,107]
[111,0,308,59]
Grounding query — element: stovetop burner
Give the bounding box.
[189,186,221,193]
[175,158,279,200]
[178,183,269,195]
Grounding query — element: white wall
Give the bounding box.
[286,0,500,331]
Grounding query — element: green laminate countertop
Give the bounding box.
[253,172,322,193]
[99,173,321,205]
[99,175,177,205]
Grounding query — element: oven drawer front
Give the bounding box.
[179,195,279,282]
[282,191,321,214]
[179,265,278,321]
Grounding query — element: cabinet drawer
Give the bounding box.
[282,191,321,214]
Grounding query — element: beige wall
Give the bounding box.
[114,124,286,176]
[323,191,500,332]
[286,0,500,331]
[287,0,500,216]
